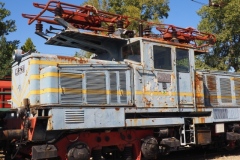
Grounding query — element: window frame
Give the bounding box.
[122,40,141,62]
[176,48,190,73]
[153,45,172,71]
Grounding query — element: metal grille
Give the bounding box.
[234,78,240,105]
[110,72,118,103]
[86,72,106,104]
[60,72,82,104]
[65,110,84,123]
[205,75,218,106]
[220,78,232,103]
[120,71,127,103]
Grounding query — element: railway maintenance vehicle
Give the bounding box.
[1,1,240,160]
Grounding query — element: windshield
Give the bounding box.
[122,41,141,62]
[153,45,172,70]
[176,49,190,73]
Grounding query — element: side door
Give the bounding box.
[176,48,194,107]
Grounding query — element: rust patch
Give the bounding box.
[199,117,205,123]
[171,73,175,79]
[115,108,120,111]
[47,117,53,130]
[143,97,151,107]
[206,75,217,105]
[195,73,204,107]
[133,119,138,126]
[57,55,89,64]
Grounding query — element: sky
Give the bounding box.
[3,0,210,56]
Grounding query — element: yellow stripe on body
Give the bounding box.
[30,59,76,66]
[62,88,82,94]
[30,75,40,80]
[61,73,84,79]
[135,90,200,97]
[26,88,131,96]
[30,60,58,66]
[135,90,237,101]
[30,72,84,80]
[40,72,59,79]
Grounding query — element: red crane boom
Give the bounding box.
[22,0,216,48]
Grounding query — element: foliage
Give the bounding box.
[108,0,169,20]
[0,2,16,36]
[0,2,19,78]
[83,0,108,11]
[196,0,240,71]
[74,50,92,58]
[83,0,169,31]
[0,37,19,78]
[21,38,36,52]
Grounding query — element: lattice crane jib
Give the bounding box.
[22,0,216,50]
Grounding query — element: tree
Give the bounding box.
[109,0,169,20]
[0,3,16,36]
[196,0,240,71]
[0,2,19,78]
[0,37,18,78]
[21,38,36,52]
[83,0,170,30]
[83,0,108,11]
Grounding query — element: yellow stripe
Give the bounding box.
[30,75,40,80]
[30,60,58,66]
[41,88,60,94]
[196,93,204,97]
[26,88,131,95]
[135,91,177,96]
[62,88,82,94]
[30,59,74,66]
[61,73,84,79]
[40,72,59,79]
[135,90,202,97]
[30,72,85,80]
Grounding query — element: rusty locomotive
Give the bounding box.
[1,1,240,160]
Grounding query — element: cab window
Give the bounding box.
[153,46,172,70]
[122,41,141,62]
[176,49,189,73]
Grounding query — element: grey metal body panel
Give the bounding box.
[11,36,240,131]
[48,108,125,130]
[125,118,184,127]
[46,31,127,61]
